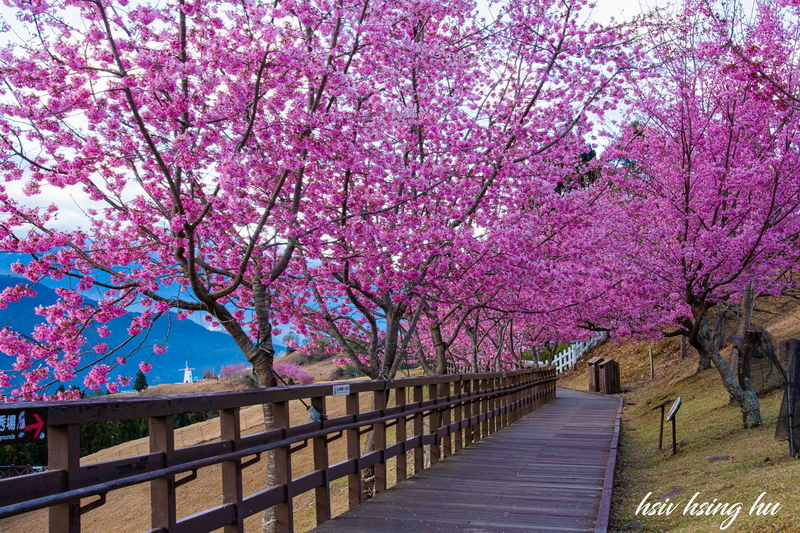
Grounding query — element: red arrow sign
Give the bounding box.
[24,413,45,439]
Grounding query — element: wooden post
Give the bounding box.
[452,380,462,453]
[394,387,407,483]
[345,392,361,508]
[413,386,424,473]
[499,374,507,429]
[486,377,494,435]
[273,401,293,533]
[48,424,80,533]
[672,415,677,455]
[491,377,499,434]
[472,378,482,443]
[462,378,472,447]
[373,390,387,493]
[221,408,244,533]
[650,348,655,379]
[651,398,673,452]
[441,382,452,458]
[149,415,176,531]
[521,373,529,415]
[481,378,494,439]
[680,336,687,360]
[429,383,439,465]
[512,374,520,422]
[311,396,331,524]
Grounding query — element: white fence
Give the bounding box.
[551,334,607,374]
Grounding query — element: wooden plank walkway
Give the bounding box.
[312,388,622,533]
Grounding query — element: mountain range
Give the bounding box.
[0,276,285,387]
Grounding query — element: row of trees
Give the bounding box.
[0,0,799,502]
[4,0,800,528]
[0,0,638,398]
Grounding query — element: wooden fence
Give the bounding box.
[0,464,46,479]
[0,367,557,533]
[551,334,607,373]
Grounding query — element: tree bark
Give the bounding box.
[251,347,279,532]
[730,282,754,380]
[691,311,762,428]
[428,320,448,374]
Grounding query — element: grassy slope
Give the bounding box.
[559,301,800,532]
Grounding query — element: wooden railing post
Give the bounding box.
[394,387,407,483]
[501,375,508,427]
[441,381,452,458]
[508,374,516,423]
[524,372,532,415]
[346,392,361,508]
[453,379,462,453]
[149,415,176,531]
[462,378,473,447]
[506,374,513,425]
[373,390,387,494]
[479,377,488,441]
[491,377,499,435]
[48,424,80,533]
[311,396,331,525]
[273,401,293,533]
[413,386,424,474]
[428,383,439,465]
[221,408,243,533]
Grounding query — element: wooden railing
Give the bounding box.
[0,464,46,479]
[0,367,557,532]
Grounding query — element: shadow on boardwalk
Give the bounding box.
[312,388,622,533]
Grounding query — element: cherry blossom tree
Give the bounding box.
[0,0,495,400]
[591,0,800,428]
[294,0,642,379]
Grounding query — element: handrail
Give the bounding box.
[0,375,556,519]
[0,367,558,533]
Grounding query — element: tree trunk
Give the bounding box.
[251,349,279,533]
[692,312,762,428]
[466,320,480,373]
[428,321,448,374]
[730,282,754,380]
[713,309,725,349]
[694,311,713,372]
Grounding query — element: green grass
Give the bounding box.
[611,357,800,532]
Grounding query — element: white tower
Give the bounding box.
[180,361,195,384]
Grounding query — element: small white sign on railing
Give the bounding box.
[332,384,351,396]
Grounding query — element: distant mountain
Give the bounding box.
[0,276,285,387]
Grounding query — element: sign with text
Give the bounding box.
[0,408,47,443]
[667,397,683,422]
[332,384,351,397]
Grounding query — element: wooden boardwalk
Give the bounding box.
[312,388,622,533]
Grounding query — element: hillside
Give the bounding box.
[0,276,284,386]
[559,297,800,532]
